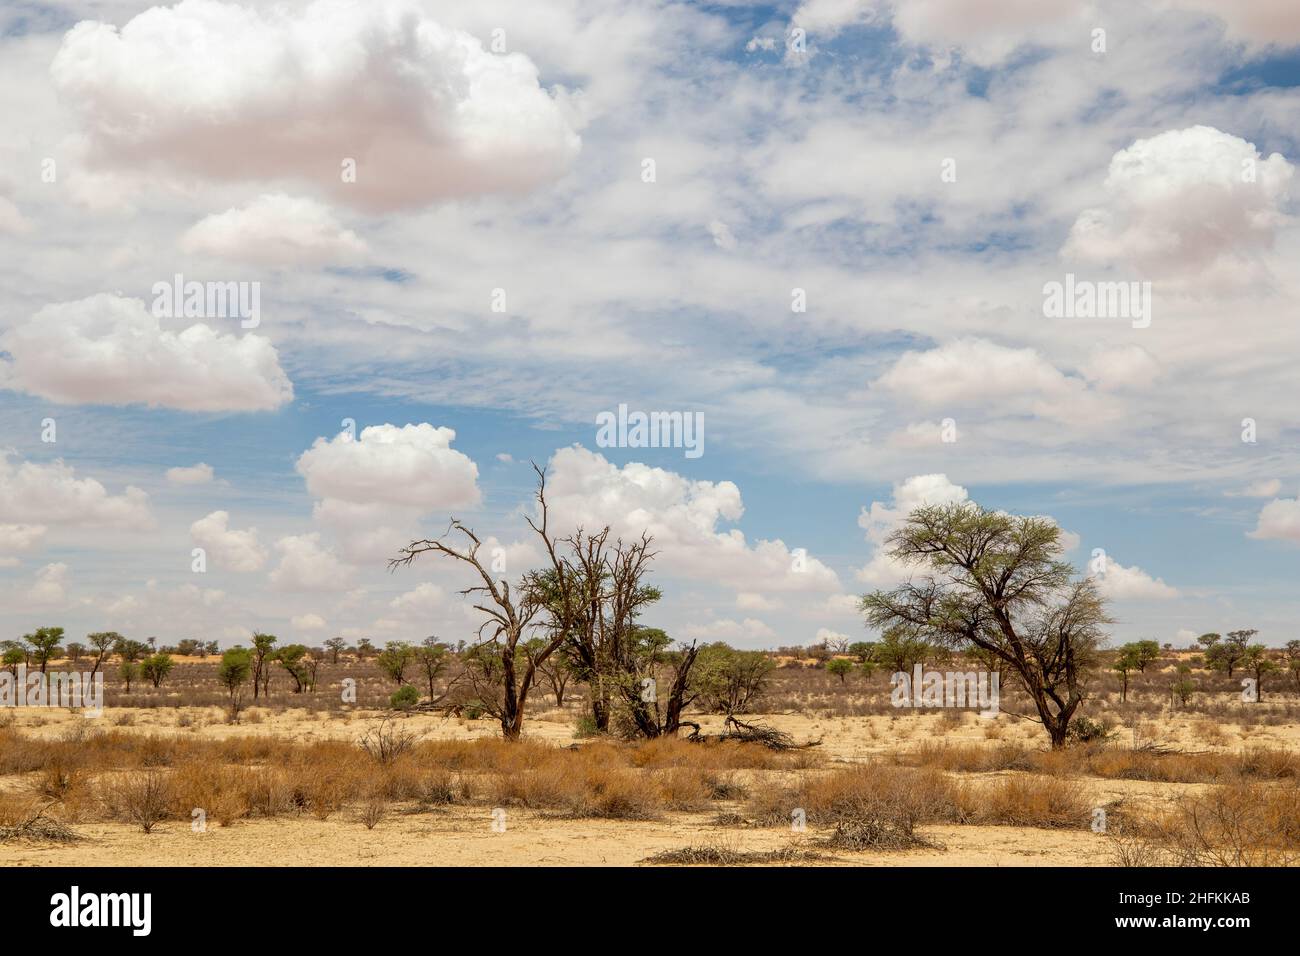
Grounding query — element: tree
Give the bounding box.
[1132,640,1160,673]
[390,465,569,740]
[65,642,85,664]
[861,501,1109,749]
[826,658,853,683]
[694,645,775,717]
[1286,640,1300,694]
[376,641,416,686]
[355,638,375,660]
[119,660,139,693]
[86,632,121,680]
[250,632,277,699]
[140,653,174,689]
[24,627,64,674]
[1197,632,1221,650]
[1206,631,1250,678]
[1241,645,1277,702]
[275,644,311,693]
[528,638,570,706]
[848,641,877,664]
[217,646,253,721]
[2,648,23,676]
[1112,644,1141,702]
[873,627,931,675]
[414,639,450,703]
[324,637,347,665]
[1172,663,1195,707]
[115,637,149,663]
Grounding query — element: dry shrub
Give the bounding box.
[169,761,247,826]
[487,748,657,819]
[642,841,824,866]
[359,793,387,830]
[358,717,419,765]
[653,767,714,810]
[958,774,1089,829]
[1151,783,1300,866]
[906,742,1033,774]
[0,795,78,843]
[100,769,174,833]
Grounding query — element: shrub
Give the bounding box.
[390,685,420,711]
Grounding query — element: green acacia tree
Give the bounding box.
[140,653,174,688]
[861,501,1110,749]
[826,658,853,683]
[218,646,253,720]
[1112,644,1141,702]
[24,627,64,674]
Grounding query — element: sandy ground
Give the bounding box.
[3,705,1297,866]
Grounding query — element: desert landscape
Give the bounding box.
[3,639,1299,868]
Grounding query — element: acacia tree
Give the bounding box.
[1112,644,1141,702]
[390,467,570,740]
[861,502,1110,749]
[275,644,311,693]
[24,627,64,674]
[85,632,121,680]
[376,641,416,687]
[1286,640,1300,694]
[218,647,253,721]
[140,653,174,688]
[1241,644,1277,702]
[250,632,277,699]
[324,637,347,665]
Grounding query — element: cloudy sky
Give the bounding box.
[2,0,1299,651]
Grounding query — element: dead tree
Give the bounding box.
[390,467,570,740]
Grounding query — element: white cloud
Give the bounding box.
[1064,126,1293,281]
[737,591,781,611]
[28,563,68,606]
[181,194,367,266]
[297,424,481,525]
[682,617,777,644]
[270,533,352,591]
[1225,478,1282,499]
[0,294,292,412]
[856,474,969,586]
[291,613,327,631]
[875,338,1118,425]
[1173,0,1300,46]
[793,0,877,34]
[707,219,737,250]
[190,511,267,572]
[389,582,446,616]
[1091,560,1179,600]
[0,523,47,558]
[544,446,840,594]
[0,196,30,235]
[0,453,151,529]
[53,0,581,211]
[1248,496,1300,542]
[166,463,215,485]
[815,627,851,645]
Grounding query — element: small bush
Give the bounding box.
[390,685,420,711]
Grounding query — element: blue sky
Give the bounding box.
[2,0,1300,650]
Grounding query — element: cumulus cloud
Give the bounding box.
[52,0,581,210]
[270,533,352,591]
[1248,496,1300,542]
[0,523,47,557]
[544,446,840,595]
[0,453,151,529]
[28,563,69,606]
[792,0,878,34]
[682,617,777,644]
[291,613,327,630]
[190,511,267,572]
[1173,0,1300,46]
[389,582,446,616]
[1090,559,1179,600]
[875,338,1118,425]
[166,463,214,485]
[0,294,292,412]
[297,424,481,525]
[181,194,367,266]
[1064,126,1293,281]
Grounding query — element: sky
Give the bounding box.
[2,0,1300,651]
